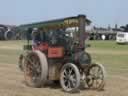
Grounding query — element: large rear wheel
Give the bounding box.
[24,50,48,88]
[60,63,80,92]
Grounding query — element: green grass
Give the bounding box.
[87,40,128,51]
[87,40,128,76]
[0,40,128,76]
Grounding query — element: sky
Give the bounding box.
[0,0,128,27]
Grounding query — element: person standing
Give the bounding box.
[31,28,41,48]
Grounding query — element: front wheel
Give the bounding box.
[60,63,80,92]
[86,63,106,90]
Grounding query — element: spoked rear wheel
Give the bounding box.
[86,63,106,90]
[60,63,80,92]
[24,51,48,88]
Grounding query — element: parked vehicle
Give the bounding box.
[116,32,128,44]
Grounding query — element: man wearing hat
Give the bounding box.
[31,28,41,48]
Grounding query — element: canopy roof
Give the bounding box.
[19,14,91,30]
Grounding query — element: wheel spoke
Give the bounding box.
[70,78,76,87]
[67,81,71,88]
[64,69,68,76]
[69,68,73,75]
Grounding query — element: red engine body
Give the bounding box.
[33,43,64,58]
[48,47,64,58]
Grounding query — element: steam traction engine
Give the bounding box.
[19,15,106,92]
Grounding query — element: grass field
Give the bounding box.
[87,41,128,77]
[0,40,128,96]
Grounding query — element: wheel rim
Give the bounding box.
[24,53,42,84]
[86,64,105,89]
[60,64,80,92]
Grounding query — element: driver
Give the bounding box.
[31,28,41,48]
